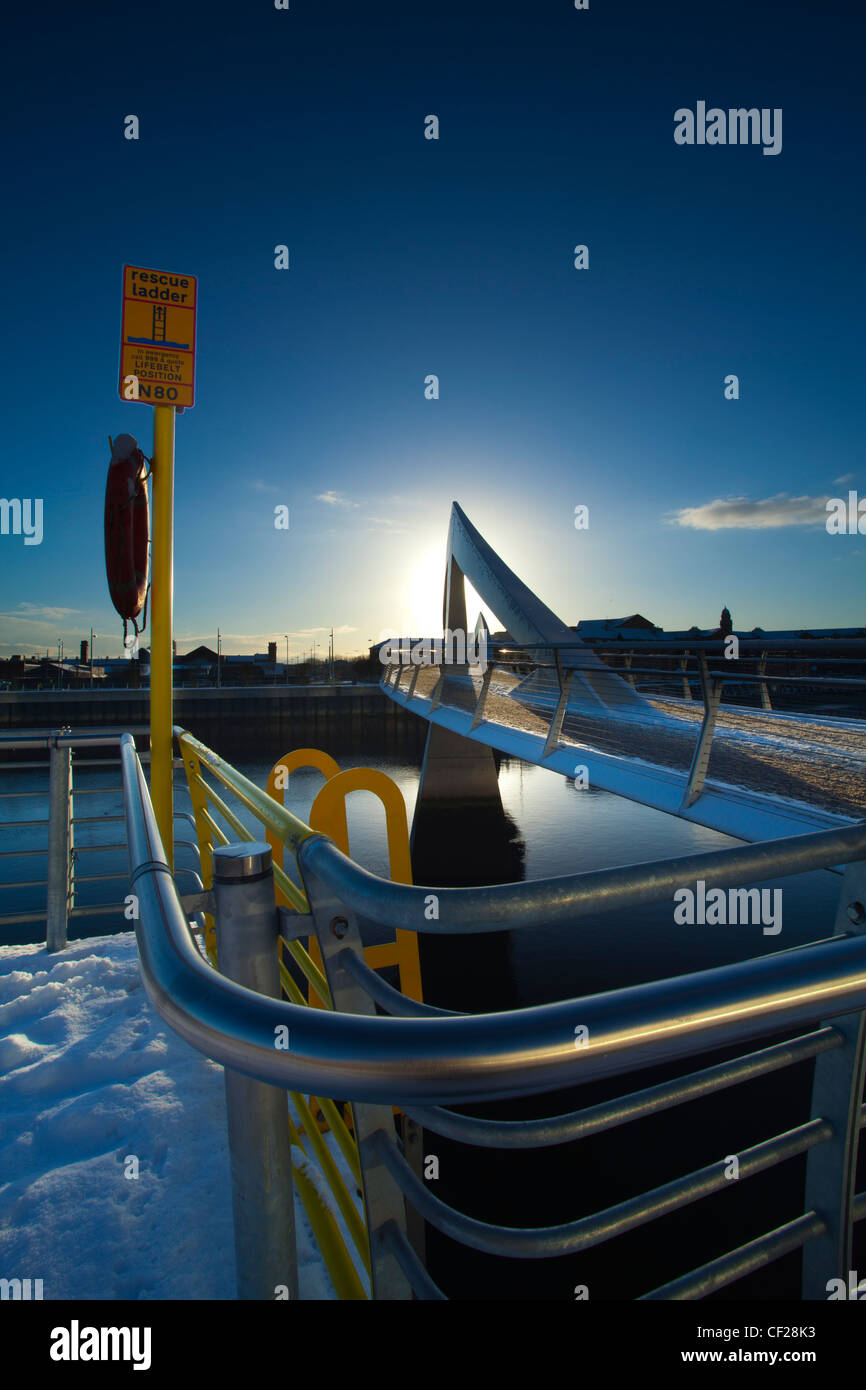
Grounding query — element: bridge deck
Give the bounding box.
[387,665,865,844]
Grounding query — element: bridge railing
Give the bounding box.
[120,727,866,1300]
[381,640,866,812]
[576,644,866,717]
[383,638,866,704]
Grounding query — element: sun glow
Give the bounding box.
[403,547,444,635]
[398,547,498,638]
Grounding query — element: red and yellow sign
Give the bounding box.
[119,264,197,408]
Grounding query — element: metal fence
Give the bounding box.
[120,727,866,1301]
[0,729,203,944]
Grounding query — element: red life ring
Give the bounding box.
[104,433,150,631]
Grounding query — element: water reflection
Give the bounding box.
[411,797,526,1013]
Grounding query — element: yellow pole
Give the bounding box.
[150,404,175,869]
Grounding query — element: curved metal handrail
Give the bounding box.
[299,824,866,934]
[121,733,866,1107]
[175,720,866,931]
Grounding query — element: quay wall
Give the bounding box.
[0,685,427,754]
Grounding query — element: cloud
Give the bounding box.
[316,490,358,508]
[669,494,830,531]
[0,603,80,622]
[249,479,279,493]
[365,515,407,532]
[295,625,357,635]
[834,474,856,485]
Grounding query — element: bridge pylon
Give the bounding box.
[410,545,503,855]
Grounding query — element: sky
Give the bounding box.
[1,0,864,660]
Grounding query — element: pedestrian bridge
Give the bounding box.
[381,503,865,845]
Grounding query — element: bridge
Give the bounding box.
[382,502,865,845]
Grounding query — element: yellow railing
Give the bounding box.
[265,748,339,1008]
[177,729,422,1300]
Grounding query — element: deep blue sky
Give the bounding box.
[1,0,863,659]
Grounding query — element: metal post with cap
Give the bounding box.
[212,841,298,1300]
[45,731,73,954]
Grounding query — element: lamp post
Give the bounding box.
[57,638,63,691]
[283,634,289,686]
[217,628,221,688]
[90,628,97,688]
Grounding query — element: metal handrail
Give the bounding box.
[0,731,149,751]
[483,637,866,657]
[121,733,866,1106]
[540,665,866,689]
[338,948,461,1017]
[176,729,314,856]
[639,1214,828,1300]
[298,824,866,934]
[402,654,866,691]
[370,1122,833,1258]
[398,1029,842,1147]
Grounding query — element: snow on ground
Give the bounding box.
[0,934,337,1300]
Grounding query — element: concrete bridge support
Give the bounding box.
[410,544,504,853]
[413,722,502,817]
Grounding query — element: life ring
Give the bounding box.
[104,433,150,637]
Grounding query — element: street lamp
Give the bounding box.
[283,635,289,685]
[217,628,221,688]
[56,638,63,691]
[90,628,97,688]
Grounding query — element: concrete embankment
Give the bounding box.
[0,684,427,754]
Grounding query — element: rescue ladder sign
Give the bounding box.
[119,264,197,408]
